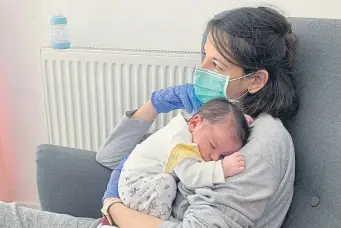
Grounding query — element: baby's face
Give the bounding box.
[188,115,242,161]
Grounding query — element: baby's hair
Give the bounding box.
[197,98,250,146]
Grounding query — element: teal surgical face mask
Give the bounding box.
[193,67,254,104]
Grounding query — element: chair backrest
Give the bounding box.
[282,18,341,227]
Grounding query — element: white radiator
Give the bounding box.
[40,47,201,151]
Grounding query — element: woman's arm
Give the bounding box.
[131,100,158,121]
[96,101,157,169]
[107,199,164,228]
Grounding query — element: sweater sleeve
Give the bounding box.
[96,110,153,169]
[158,116,291,228]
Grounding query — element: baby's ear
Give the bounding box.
[188,115,202,131]
[244,114,253,126]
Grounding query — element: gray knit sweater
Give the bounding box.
[96,111,295,228]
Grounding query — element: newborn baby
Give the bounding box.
[118,98,251,220]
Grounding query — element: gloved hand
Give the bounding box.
[151,83,202,114]
[102,156,128,202]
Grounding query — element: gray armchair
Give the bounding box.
[36,17,341,227]
[36,144,111,218]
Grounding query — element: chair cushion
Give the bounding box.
[36,144,111,218]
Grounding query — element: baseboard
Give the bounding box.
[18,201,41,210]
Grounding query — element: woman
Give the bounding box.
[0,6,298,228]
[97,6,298,228]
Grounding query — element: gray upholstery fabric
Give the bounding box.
[36,17,341,226]
[282,18,341,227]
[36,144,111,218]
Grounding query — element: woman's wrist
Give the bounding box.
[132,100,158,121]
[103,196,119,205]
[102,197,123,226]
[108,200,162,228]
[108,201,123,220]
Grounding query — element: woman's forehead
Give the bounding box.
[205,32,238,66]
[205,33,222,56]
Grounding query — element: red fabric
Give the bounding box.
[0,143,12,202]
[101,217,110,225]
[0,63,13,202]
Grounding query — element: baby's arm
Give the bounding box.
[174,152,245,188]
[166,143,245,188]
[173,159,225,188]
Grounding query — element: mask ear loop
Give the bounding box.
[229,72,255,82]
[230,91,249,103]
[225,72,255,102]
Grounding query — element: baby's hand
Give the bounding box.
[222,152,245,177]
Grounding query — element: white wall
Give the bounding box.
[41,0,341,50]
[0,0,340,207]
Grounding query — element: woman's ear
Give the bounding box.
[248,69,269,94]
[188,115,203,132]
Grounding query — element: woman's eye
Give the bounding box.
[212,61,221,70]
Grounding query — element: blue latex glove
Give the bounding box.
[151,83,202,114]
[102,156,128,203]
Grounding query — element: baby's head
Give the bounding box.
[188,98,250,161]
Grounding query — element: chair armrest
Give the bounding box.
[36,144,111,218]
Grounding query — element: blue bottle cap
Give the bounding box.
[50,15,67,25]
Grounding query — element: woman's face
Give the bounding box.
[200,34,251,100]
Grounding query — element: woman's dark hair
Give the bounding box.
[205,6,299,122]
[198,98,250,146]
